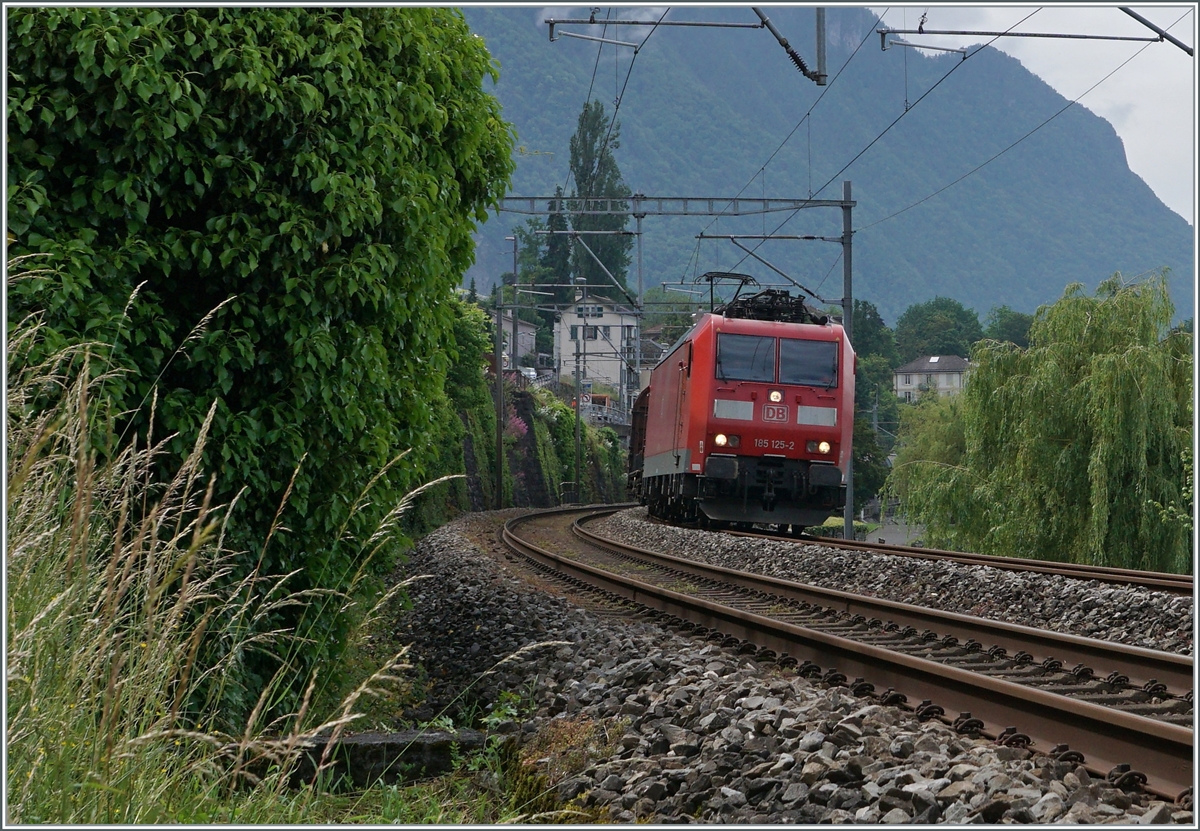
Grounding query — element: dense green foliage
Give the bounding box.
[7,7,515,717]
[983,304,1034,348]
[851,417,890,506]
[5,294,606,824]
[894,296,984,362]
[464,6,1192,323]
[888,394,968,507]
[851,299,900,366]
[888,274,1192,572]
[851,299,901,454]
[567,101,634,293]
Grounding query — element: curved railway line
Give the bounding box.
[502,506,1194,805]
[743,528,1194,596]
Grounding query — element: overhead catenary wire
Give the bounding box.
[812,248,845,300]
[855,7,1194,234]
[560,8,614,197]
[586,7,671,194]
[810,8,1040,202]
[725,7,1042,275]
[695,8,887,245]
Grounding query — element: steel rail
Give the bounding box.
[502,508,1194,803]
[730,528,1194,595]
[574,517,1195,696]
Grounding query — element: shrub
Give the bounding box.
[7,7,514,717]
[5,294,432,823]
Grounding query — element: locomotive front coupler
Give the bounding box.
[762,480,777,512]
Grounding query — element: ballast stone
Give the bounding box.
[391,513,1189,823]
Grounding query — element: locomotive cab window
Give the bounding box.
[716,334,775,382]
[779,339,838,388]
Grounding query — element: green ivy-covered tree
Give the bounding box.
[7,7,514,716]
[888,274,1192,573]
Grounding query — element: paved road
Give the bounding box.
[871,519,925,546]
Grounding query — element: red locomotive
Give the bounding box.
[628,290,854,530]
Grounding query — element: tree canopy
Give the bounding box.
[888,274,1192,572]
[851,299,901,462]
[568,100,633,293]
[7,7,514,716]
[894,296,983,362]
[983,304,1034,348]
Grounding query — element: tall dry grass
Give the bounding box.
[5,259,451,822]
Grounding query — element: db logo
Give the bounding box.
[762,404,788,422]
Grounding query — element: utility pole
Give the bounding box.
[493,286,505,509]
[633,193,645,408]
[815,8,828,85]
[841,180,855,541]
[506,235,519,368]
[573,279,586,504]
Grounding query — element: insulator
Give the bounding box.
[788,49,811,77]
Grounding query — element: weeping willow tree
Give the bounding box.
[889,273,1192,573]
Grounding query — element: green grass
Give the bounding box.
[4,255,629,823]
[2,259,516,823]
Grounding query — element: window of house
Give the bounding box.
[903,374,911,385]
[602,325,611,338]
[904,391,913,402]
[927,374,935,385]
[584,326,598,340]
[569,325,577,341]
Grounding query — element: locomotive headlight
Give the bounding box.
[714,433,728,447]
[818,441,831,454]
[807,440,833,454]
[769,389,783,403]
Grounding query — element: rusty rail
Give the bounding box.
[574,518,1193,696]
[503,507,1194,803]
[764,531,1193,595]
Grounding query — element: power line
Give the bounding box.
[588,7,671,192]
[812,248,845,299]
[726,8,1042,274]
[696,8,887,242]
[809,8,1041,202]
[560,9,614,196]
[856,7,1193,233]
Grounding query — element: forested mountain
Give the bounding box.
[463,6,1194,324]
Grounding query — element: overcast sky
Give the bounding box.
[869,5,1196,225]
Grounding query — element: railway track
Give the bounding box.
[502,506,1194,805]
[727,526,1194,596]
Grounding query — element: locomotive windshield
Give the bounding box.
[780,338,839,388]
[716,334,775,382]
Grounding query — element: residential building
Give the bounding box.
[498,309,538,366]
[553,295,640,411]
[893,355,970,401]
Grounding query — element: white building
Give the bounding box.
[553,295,640,409]
[498,309,537,366]
[893,355,971,401]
